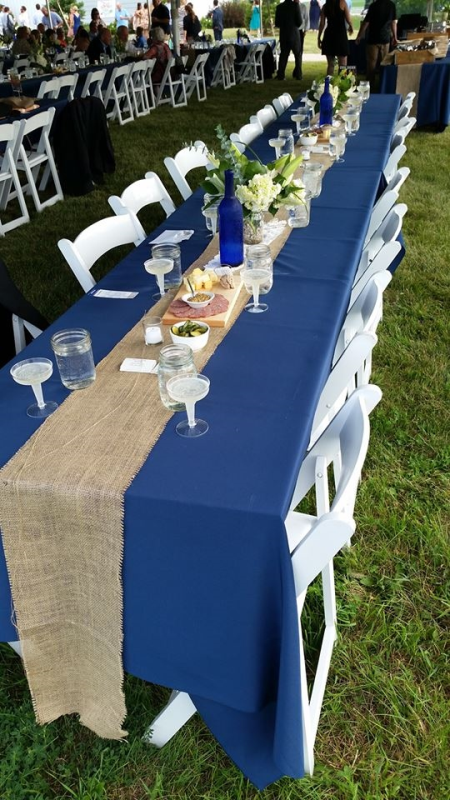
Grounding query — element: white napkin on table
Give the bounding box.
[149,229,194,245]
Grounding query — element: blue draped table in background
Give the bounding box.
[380,48,450,128]
[0,94,401,789]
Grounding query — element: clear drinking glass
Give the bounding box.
[291,112,309,134]
[51,328,96,390]
[342,109,359,136]
[142,314,163,345]
[287,191,312,228]
[278,128,294,155]
[269,137,286,159]
[158,344,197,411]
[10,357,58,418]
[166,373,210,438]
[202,199,220,237]
[302,162,323,199]
[144,257,175,300]
[246,244,273,294]
[359,80,370,101]
[151,244,182,289]
[330,130,346,162]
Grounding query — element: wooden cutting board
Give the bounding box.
[162,278,244,328]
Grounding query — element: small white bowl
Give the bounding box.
[299,133,318,147]
[170,320,210,352]
[181,291,215,309]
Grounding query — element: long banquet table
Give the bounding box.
[0,94,401,789]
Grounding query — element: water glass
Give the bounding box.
[359,80,370,101]
[51,328,96,390]
[151,243,182,288]
[302,162,323,199]
[287,192,312,228]
[142,314,163,345]
[158,344,197,411]
[278,128,294,156]
[330,130,346,163]
[246,243,273,294]
[291,112,309,134]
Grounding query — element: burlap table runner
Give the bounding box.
[395,64,422,118]
[0,193,319,737]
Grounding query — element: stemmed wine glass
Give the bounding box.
[144,257,174,301]
[11,357,58,418]
[342,109,359,136]
[202,201,219,237]
[330,130,346,163]
[242,267,272,313]
[166,373,210,438]
[268,137,286,159]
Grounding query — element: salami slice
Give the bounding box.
[169,295,229,318]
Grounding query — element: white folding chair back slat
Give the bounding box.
[57,74,79,102]
[230,121,262,152]
[81,68,106,100]
[58,211,143,292]
[14,57,31,71]
[108,173,176,244]
[309,332,378,447]
[164,141,208,201]
[397,91,415,120]
[250,105,277,129]
[394,115,416,137]
[154,57,187,108]
[350,241,401,306]
[388,166,410,195]
[334,271,392,366]
[37,78,61,100]
[210,46,236,89]
[143,58,156,110]
[14,107,63,213]
[0,121,30,235]
[364,189,399,247]
[383,143,406,183]
[363,203,407,265]
[12,315,43,354]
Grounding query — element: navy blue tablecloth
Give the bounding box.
[380,49,450,127]
[0,93,401,789]
[0,63,116,101]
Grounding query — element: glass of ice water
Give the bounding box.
[51,328,96,390]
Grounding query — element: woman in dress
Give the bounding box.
[249,0,261,36]
[183,3,201,42]
[141,2,150,38]
[133,2,143,31]
[144,25,171,83]
[68,4,81,37]
[309,0,321,31]
[318,0,353,74]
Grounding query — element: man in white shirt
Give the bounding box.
[32,3,43,26]
[18,5,30,26]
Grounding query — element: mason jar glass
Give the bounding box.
[151,243,182,288]
[278,128,294,156]
[51,328,96,390]
[287,191,312,228]
[302,162,324,199]
[158,344,197,411]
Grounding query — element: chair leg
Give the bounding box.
[142,690,196,747]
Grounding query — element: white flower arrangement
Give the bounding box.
[235,172,282,214]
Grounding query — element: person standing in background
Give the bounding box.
[18,6,29,26]
[151,0,170,34]
[356,0,397,89]
[141,2,150,37]
[133,2,143,31]
[115,3,130,29]
[296,0,309,79]
[209,0,223,41]
[318,0,353,74]
[32,3,43,27]
[309,0,321,30]
[249,0,261,36]
[275,0,302,79]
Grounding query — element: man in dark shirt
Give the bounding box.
[275,0,302,80]
[87,27,112,64]
[151,0,170,34]
[356,0,397,88]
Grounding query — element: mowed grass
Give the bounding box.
[1,62,450,800]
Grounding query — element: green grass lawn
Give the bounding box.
[0,63,449,800]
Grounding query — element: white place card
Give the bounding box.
[149,229,194,245]
[92,289,139,299]
[120,358,158,374]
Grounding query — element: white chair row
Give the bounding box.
[0,107,63,236]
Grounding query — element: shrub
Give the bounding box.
[222,1,247,28]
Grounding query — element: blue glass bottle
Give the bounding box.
[319,76,333,126]
[219,170,244,267]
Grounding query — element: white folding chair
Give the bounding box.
[383,143,407,184]
[0,121,30,234]
[272,92,293,117]
[154,57,187,109]
[250,105,277,129]
[182,52,209,102]
[54,52,68,65]
[388,165,410,195]
[164,141,209,201]
[103,63,134,125]
[13,315,43,353]
[397,91,415,121]
[235,43,265,84]
[129,61,150,117]
[14,56,31,72]
[361,203,407,268]
[309,332,378,447]
[350,240,401,307]
[56,74,79,101]
[142,387,381,775]
[210,45,236,89]
[394,115,416,137]
[230,121,262,153]
[108,173,176,244]
[37,78,61,100]
[364,167,410,247]
[58,211,143,293]
[334,270,392,374]
[14,107,64,213]
[81,68,106,100]
[143,58,156,110]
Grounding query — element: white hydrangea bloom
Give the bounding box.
[236,172,282,213]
